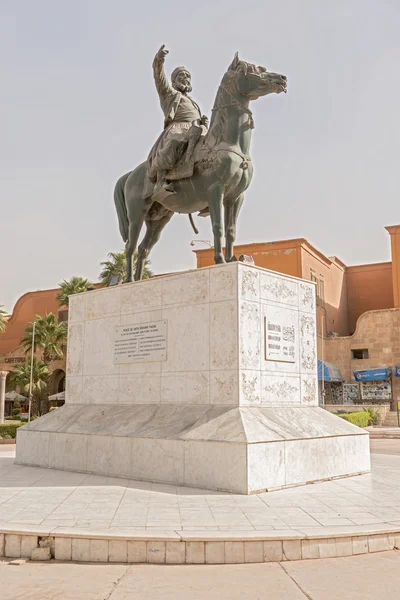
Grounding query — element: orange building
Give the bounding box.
[0,288,67,398]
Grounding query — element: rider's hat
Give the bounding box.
[171,66,190,82]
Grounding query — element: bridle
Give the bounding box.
[211,74,255,129]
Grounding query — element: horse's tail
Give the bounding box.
[114,172,132,242]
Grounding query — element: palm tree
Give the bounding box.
[0,305,7,333]
[99,250,152,285]
[9,358,50,416]
[56,276,93,307]
[20,313,68,363]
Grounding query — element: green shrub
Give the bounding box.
[0,423,24,439]
[12,400,21,418]
[363,407,379,425]
[338,411,370,428]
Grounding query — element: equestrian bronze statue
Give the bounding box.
[114,46,287,281]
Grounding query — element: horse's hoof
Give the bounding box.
[226,255,237,263]
[215,257,225,264]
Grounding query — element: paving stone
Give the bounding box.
[109,540,127,563]
[5,535,21,558]
[244,541,263,563]
[225,542,244,564]
[55,537,72,561]
[205,542,225,564]
[89,539,108,562]
[20,536,38,559]
[147,541,166,564]
[186,542,205,564]
[166,542,186,564]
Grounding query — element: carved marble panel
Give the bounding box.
[238,264,259,302]
[209,264,237,302]
[209,370,239,405]
[299,313,317,374]
[82,375,119,404]
[162,269,209,308]
[261,374,301,406]
[68,294,86,323]
[83,316,120,376]
[119,374,161,404]
[210,300,238,370]
[86,288,120,320]
[161,371,209,404]
[301,374,318,406]
[65,375,82,404]
[239,370,261,405]
[162,304,209,372]
[120,278,162,315]
[239,301,261,370]
[260,273,298,307]
[299,282,316,314]
[66,323,84,376]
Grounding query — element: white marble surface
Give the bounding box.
[4,447,394,534]
[16,404,370,493]
[64,263,317,407]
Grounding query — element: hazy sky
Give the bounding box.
[1,0,399,313]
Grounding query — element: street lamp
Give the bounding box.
[28,320,36,423]
[190,240,212,247]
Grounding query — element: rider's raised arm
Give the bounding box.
[153,45,173,102]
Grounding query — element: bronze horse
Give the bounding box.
[114,53,287,281]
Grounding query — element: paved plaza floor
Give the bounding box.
[0,550,398,599]
[1,442,400,536]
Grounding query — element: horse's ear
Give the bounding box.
[228,51,240,71]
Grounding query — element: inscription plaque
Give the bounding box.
[114,320,167,364]
[264,309,296,363]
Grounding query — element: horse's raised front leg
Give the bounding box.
[135,211,174,281]
[224,193,244,262]
[208,182,225,264]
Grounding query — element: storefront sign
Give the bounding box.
[3,357,25,364]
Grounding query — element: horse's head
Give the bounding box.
[227,52,287,100]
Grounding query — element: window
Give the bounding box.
[319,278,325,307]
[58,310,68,323]
[310,271,318,296]
[352,349,369,360]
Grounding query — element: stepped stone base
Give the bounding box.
[16,403,370,494]
[16,263,370,494]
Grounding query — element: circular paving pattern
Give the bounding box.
[1,446,400,563]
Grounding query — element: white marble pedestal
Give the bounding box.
[16,263,370,494]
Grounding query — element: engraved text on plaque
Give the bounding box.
[114,320,167,364]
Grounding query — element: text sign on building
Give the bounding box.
[264,309,296,363]
[114,320,167,364]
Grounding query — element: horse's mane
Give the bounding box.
[208,56,255,145]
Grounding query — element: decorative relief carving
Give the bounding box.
[263,380,299,399]
[302,378,316,404]
[300,315,316,371]
[241,372,260,403]
[261,278,297,303]
[215,377,234,397]
[241,269,259,299]
[240,302,260,368]
[300,283,315,312]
